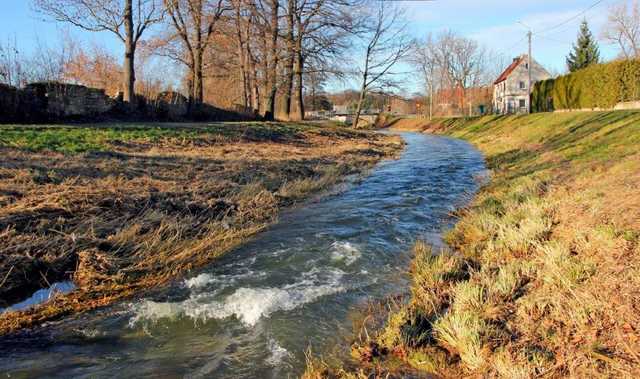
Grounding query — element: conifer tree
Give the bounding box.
[567,20,601,72]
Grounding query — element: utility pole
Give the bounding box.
[527,30,532,114]
[429,65,434,121]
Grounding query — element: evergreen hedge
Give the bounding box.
[531,59,640,112]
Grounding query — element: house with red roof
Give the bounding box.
[493,55,550,114]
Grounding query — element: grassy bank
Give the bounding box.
[307,112,640,378]
[0,122,402,335]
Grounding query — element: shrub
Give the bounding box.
[532,79,555,112]
[534,59,640,112]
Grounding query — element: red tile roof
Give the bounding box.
[494,56,524,85]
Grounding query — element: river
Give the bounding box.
[0,132,486,378]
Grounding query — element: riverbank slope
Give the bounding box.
[308,112,640,377]
[0,122,402,335]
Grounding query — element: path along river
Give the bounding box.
[0,132,486,378]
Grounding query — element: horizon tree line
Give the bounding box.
[26,0,367,121]
[2,0,639,121]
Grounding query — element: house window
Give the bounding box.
[519,81,526,89]
[519,99,526,108]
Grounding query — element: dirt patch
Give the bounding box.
[0,122,403,334]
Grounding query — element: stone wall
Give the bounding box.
[24,83,115,118]
[0,82,115,122]
[0,81,257,123]
[0,83,19,121]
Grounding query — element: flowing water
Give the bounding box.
[0,132,486,378]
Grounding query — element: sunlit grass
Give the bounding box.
[307,111,640,378]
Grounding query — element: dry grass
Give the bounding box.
[0,122,403,335]
[306,111,640,378]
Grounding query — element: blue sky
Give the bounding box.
[403,0,618,71]
[0,0,622,94]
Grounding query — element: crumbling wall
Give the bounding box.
[23,82,114,119]
[0,83,19,122]
[0,81,256,123]
[153,91,189,119]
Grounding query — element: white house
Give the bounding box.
[493,55,550,114]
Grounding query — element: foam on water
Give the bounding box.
[184,273,215,289]
[183,269,266,290]
[265,338,290,366]
[329,241,361,266]
[130,269,345,327]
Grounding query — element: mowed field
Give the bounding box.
[307,111,640,378]
[0,122,403,334]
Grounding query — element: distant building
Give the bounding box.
[432,86,492,117]
[493,55,550,114]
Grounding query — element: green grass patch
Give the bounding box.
[0,122,333,154]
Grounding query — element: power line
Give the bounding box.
[495,35,528,59]
[535,0,607,36]
[536,34,573,45]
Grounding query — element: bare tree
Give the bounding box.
[410,30,492,117]
[163,0,227,104]
[33,0,164,106]
[410,33,439,119]
[289,0,358,121]
[246,0,280,120]
[0,37,33,87]
[603,0,640,59]
[0,34,76,87]
[445,32,486,112]
[353,2,412,127]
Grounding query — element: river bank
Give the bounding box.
[0,122,403,335]
[0,131,485,377]
[307,111,640,377]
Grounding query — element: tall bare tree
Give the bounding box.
[410,30,494,117]
[445,32,486,111]
[246,0,280,120]
[289,0,357,120]
[164,0,227,104]
[33,0,164,106]
[603,0,640,59]
[410,34,439,119]
[353,2,412,127]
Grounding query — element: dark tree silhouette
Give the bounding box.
[567,20,601,72]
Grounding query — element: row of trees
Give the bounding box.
[30,0,380,120]
[409,30,501,118]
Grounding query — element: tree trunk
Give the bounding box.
[354,74,367,128]
[123,0,136,108]
[247,48,260,111]
[282,0,295,120]
[290,23,304,121]
[291,54,304,120]
[310,77,316,111]
[258,30,269,115]
[194,50,204,104]
[235,13,249,108]
[263,0,279,121]
[240,51,249,109]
